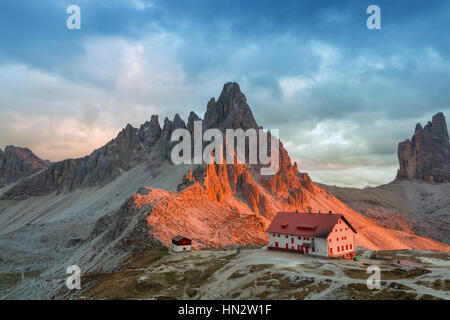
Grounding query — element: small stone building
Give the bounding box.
[171,235,192,253]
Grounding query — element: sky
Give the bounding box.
[0,0,449,188]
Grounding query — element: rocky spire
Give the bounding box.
[396,112,450,183]
[138,115,163,150]
[187,111,201,135]
[172,113,186,130]
[203,82,258,131]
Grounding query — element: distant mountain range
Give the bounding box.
[322,112,450,244]
[0,83,448,298]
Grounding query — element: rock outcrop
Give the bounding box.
[0,146,51,188]
[2,114,178,199]
[203,82,258,131]
[396,112,450,183]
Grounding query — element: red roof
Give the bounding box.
[172,235,192,245]
[266,212,357,238]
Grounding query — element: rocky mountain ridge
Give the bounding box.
[1,83,449,299]
[1,83,449,252]
[321,112,450,245]
[0,145,51,188]
[396,112,450,183]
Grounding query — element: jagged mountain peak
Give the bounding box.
[2,82,297,200]
[187,111,201,134]
[397,112,450,183]
[2,145,50,164]
[427,112,449,140]
[172,113,186,129]
[204,82,258,131]
[4,145,42,159]
[220,82,247,102]
[0,145,51,188]
[2,83,449,267]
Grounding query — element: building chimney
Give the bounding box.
[329,210,332,214]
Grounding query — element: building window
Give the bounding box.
[275,242,279,248]
[346,245,348,250]
[337,247,340,252]
[330,248,333,254]
[298,237,301,240]
[329,239,332,242]
[277,234,280,237]
[286,235,288,238]
[336,238,339,241]
[306,237,309,241]
[311,237,314,241]
[350,244,352,249]
[312,248,315,253]
[342,246,344,251]
[285,243,288,249]
[291,238,294,244]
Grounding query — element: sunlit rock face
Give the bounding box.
[0,145,51,188]
[396,112,450,183]
[3,83,449,252]
[126,83,449,251]
[171,82,317,220]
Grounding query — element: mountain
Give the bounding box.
[321,112,450,244]
[321,181,450,244]
[0,83,448,299]
[396,112,450,183]
[1,114,183,200]
[0,146,51,188]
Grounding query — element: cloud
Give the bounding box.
[307,166,398,189]
[0,31,194,161]
[129,0,154,11]
[1,0,450,187]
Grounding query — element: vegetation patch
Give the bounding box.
[343,266,431,280]
[340,283,419,300]
[0,270,42,294]
[126,246,169,269]
[292,281,330,300]
[229,270,246,280]
[163,272,178,284]
[249,264,273,272]
[383,268,431,279]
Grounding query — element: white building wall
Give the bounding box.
[172,244,191,253]
[314,238,328,257]
[268,232,327,257]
